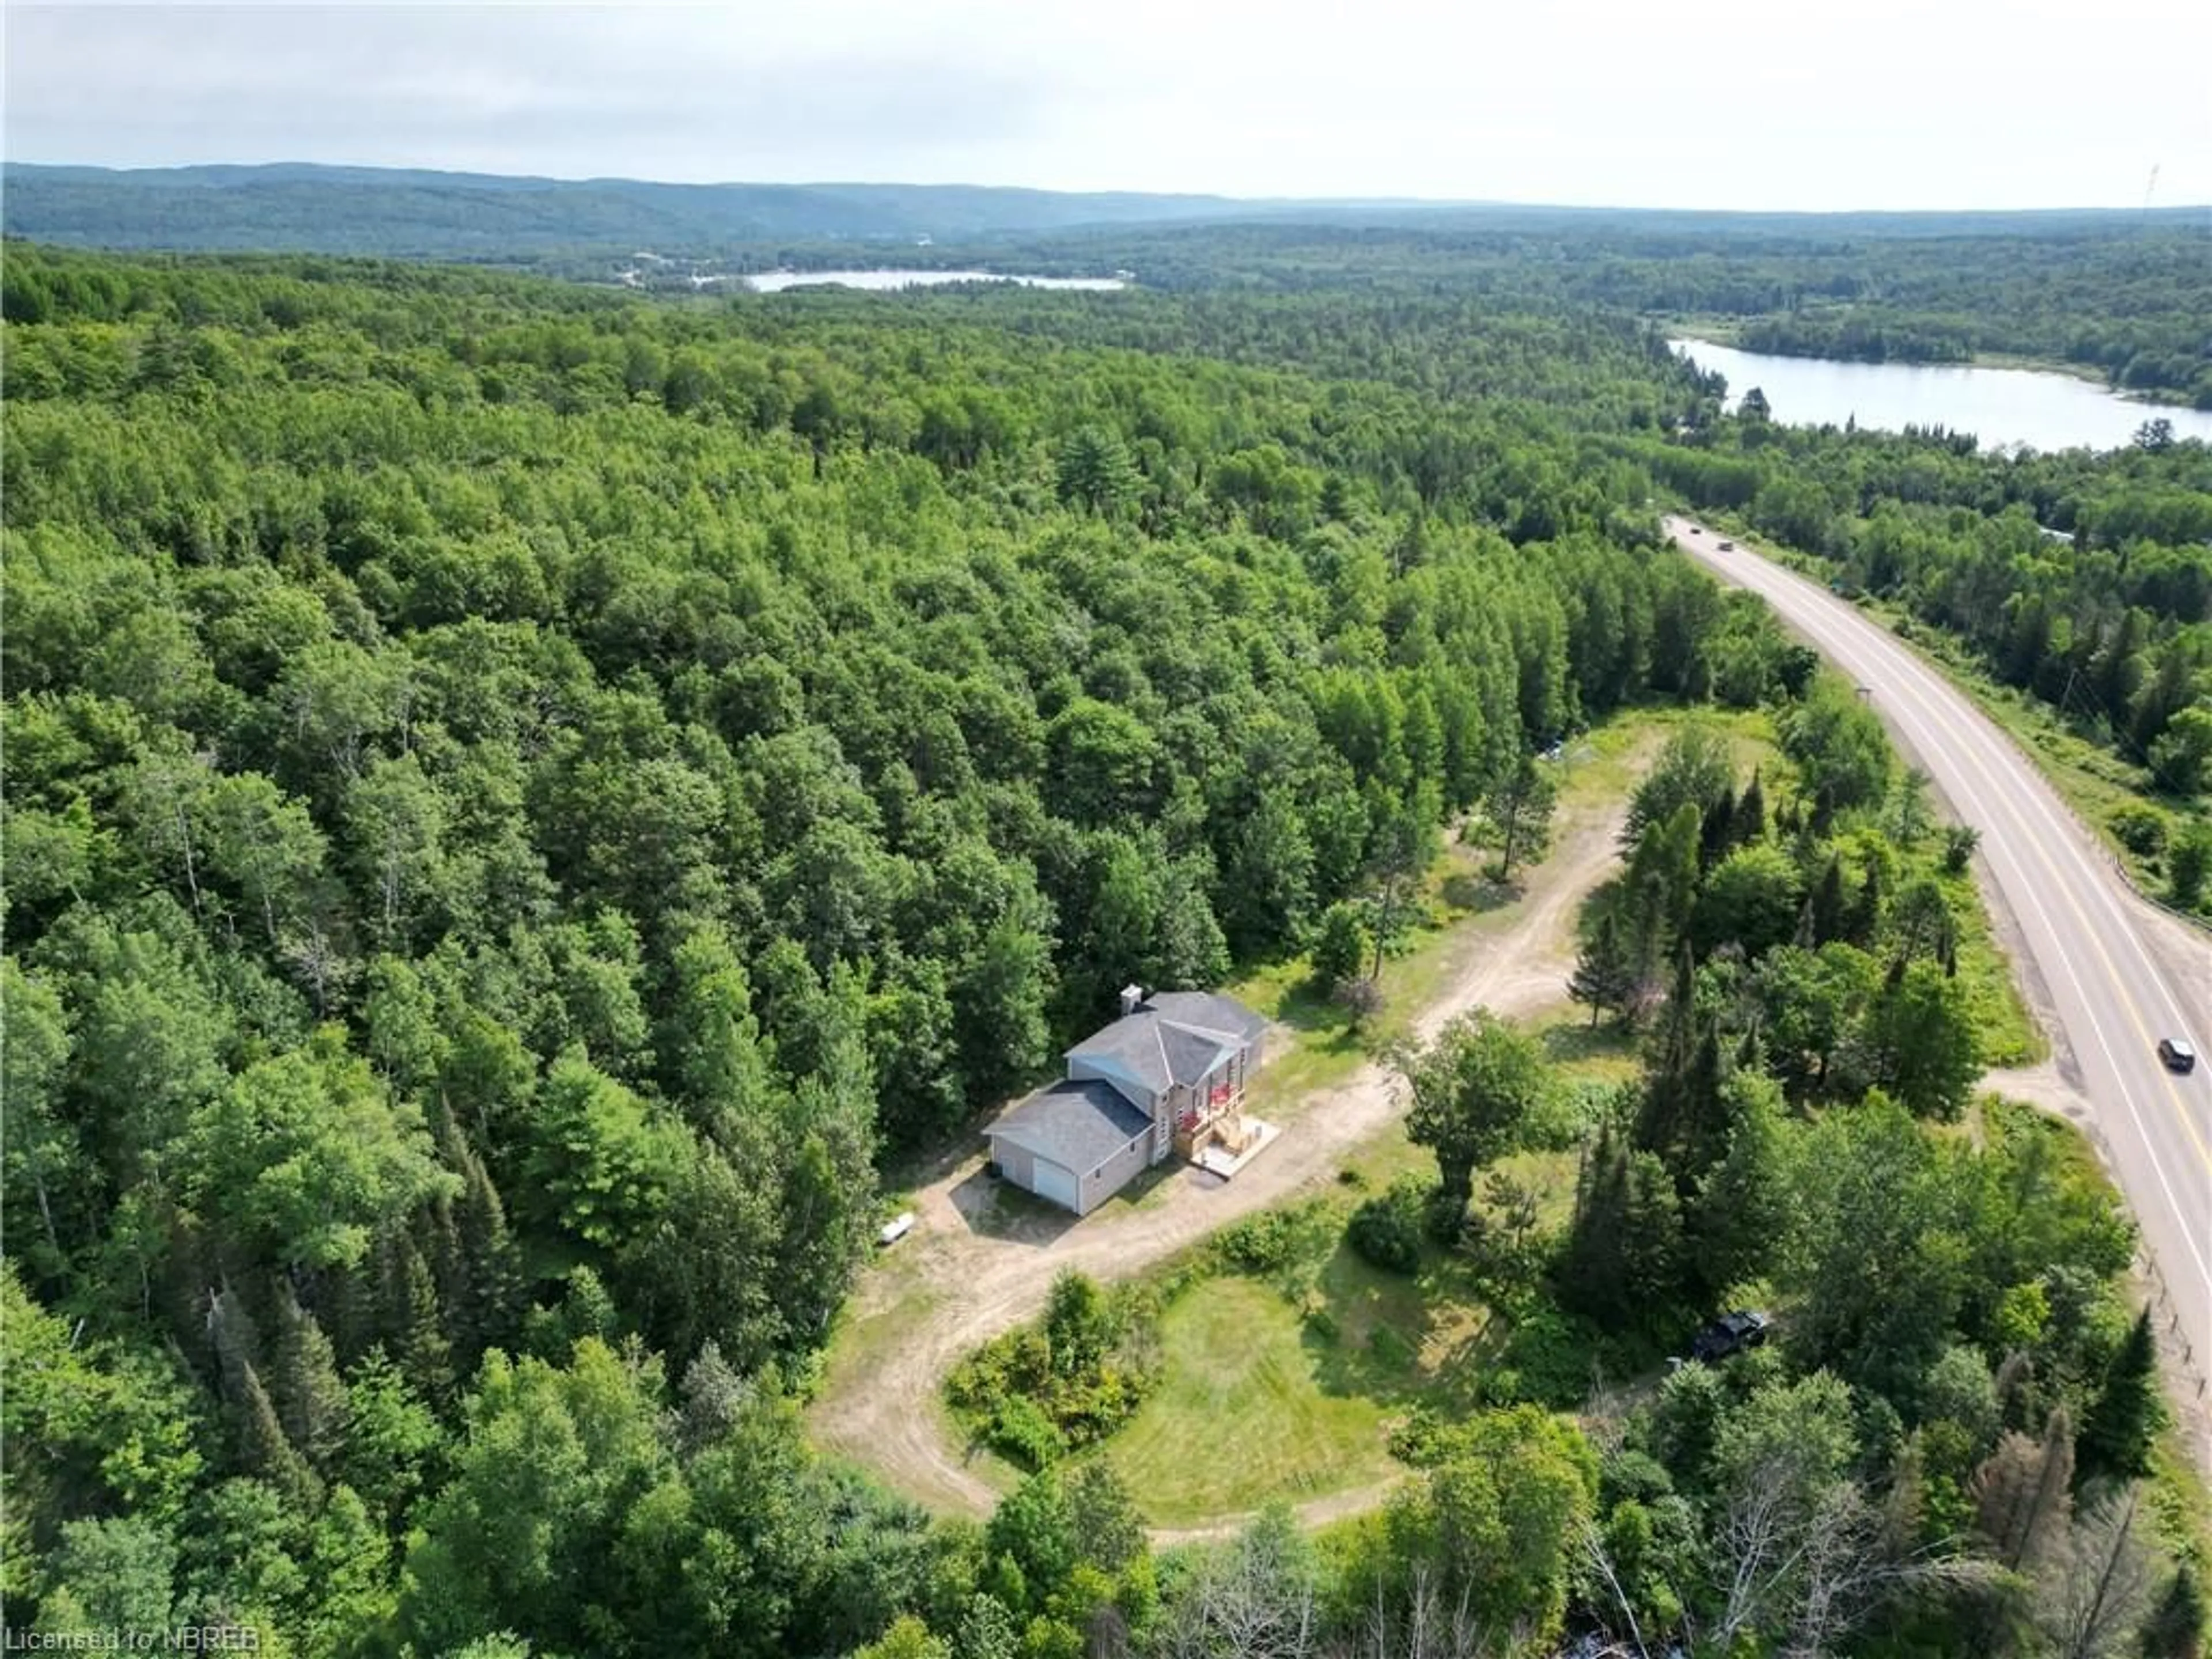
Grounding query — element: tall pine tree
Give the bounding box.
[378,1230,454,1408]
[1569,910,1634,1029]
[2078,1307,2164,1484]
[2139,1563,2207,1659]
[1732,768,1767,846]
[269,1283,350,1474]
[442,1121,523,1369]
[236,1357,324,1512]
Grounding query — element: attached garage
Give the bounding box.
[1029,1157,1081,1211]
[987,1079,1153,1217]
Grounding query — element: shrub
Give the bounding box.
[1424,1187,1469,1244]
[1310,900,1369,990]
[1333,975,1385,1029]
[948,1277,1162,1464]
[1524,1078,1627,1153]
[1347,1179,1426,1275]
[1388,1406,1455,1467]
[2171,821,2212,911]
[1368,1325,1416,1372]
[1215,1210,1300,1273]
[989,1395,1066,1470]
[2109,802,2167,858]
[1214,1201,1336,1278]
[1493,1305,1608,1410]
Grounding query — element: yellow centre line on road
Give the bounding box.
[1679,527,2212,1293]
[1829,569,2212,1181]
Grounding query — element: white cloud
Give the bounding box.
[5,0,2207,207]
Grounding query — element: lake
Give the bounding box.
[1669,337,2212,453]
[743,268,1127,294]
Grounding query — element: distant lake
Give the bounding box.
[742,269,1128,293]
[1669,337,2212,453]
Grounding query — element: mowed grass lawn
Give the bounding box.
[1104,1274,1402,1526]
[1099,1134,1600,1525]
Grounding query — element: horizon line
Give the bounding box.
[10,158,2210,221]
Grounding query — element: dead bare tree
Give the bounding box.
[1331,1562,1488,1659]
[1706,1455,1796,1650]
[2036,1485,2156,1659]
[1576,1516,1656,1659]
[1160,1510,1321,1659]
[1971,1408,2076,1574]
[1698,1449,1991,1657]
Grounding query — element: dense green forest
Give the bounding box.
[12,165,2208,403]
[1,244,1763,1653]
[0,164,1260,254]
[1029,220,2212,407]
[1640,415,2212,901]
[3,243,2205,1657]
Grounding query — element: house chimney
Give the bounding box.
[1119,983,1145,1018]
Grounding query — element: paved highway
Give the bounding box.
[1667,518,2212,1440]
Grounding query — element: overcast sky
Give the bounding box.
[7,1,2209,210]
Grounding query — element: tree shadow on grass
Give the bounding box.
[1264,975,1370,1066]
[1272,974,1349,1033]
[1540,1021,1637,1066]
[1297,1239,1506,1412]
[1441,871,1524,914]
[879,1132,990,1203]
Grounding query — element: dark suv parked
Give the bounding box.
[1690,1309,1771,1362]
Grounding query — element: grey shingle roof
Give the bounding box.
[1065,991,1267,1096]
[1143,991,1268,1047]
[988,1080,1150,1173]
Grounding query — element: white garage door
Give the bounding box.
[1031,1158,1080,1211]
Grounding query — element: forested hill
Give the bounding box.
[1027,216,2212,405]
[10,161,2201,257]
[1,164,1272,253]
[15,164,2206,403]
[3,244,1817,1652]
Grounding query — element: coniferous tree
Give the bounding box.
[2078,1308,2164,1485]
[379,1230,453,1409]
[1732,768,1767,846]
[1487,753,1558,880]
[444,1123,524,1366]
[1690,1078,1791,1301]
[237,1357,324,1512]
[1995,1349,2043,1431]
[268,1283,350,1474]
[1559,1124,1632,1323]
[1569,909,1635,1028]
[1559,1125,1685,1334]
[1055,426,1139,516]
[1698,785,1737,871]
[421,1185,469,1359]
[1637,1025,1729,1187]
[204,1282,263,1383]
[2138,1563,2206,1659]
[1849,861,1885,946]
